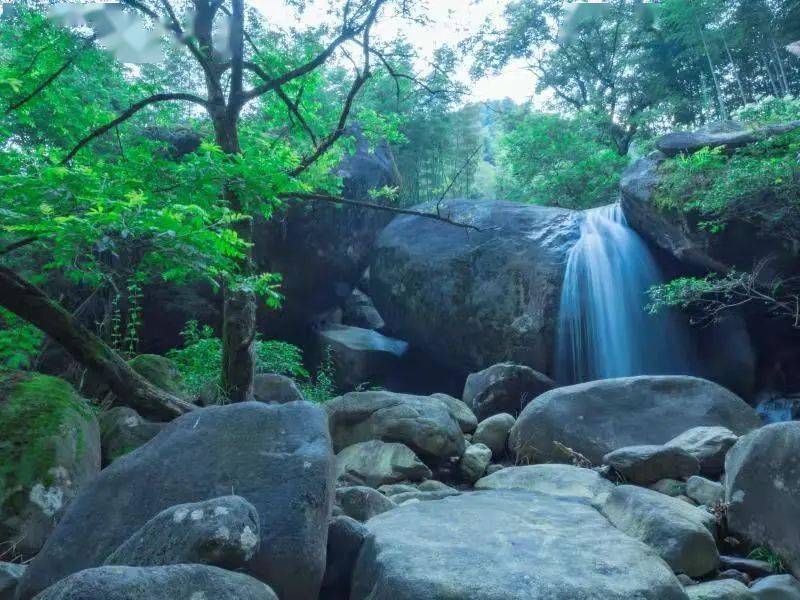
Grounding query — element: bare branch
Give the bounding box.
[280,192,483,231]
[61,93,210,164]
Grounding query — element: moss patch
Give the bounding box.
[0,372,93,511]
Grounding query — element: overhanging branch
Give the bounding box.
[61,92,210,163]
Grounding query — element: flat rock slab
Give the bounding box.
[351,490,688,600]
[34,564,277,600]
[474,464,613,502]
[17,402,334,600]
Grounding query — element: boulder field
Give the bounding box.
[6,370,800,600]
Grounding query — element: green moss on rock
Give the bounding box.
[0,372,94,509]
[128,354,186,397]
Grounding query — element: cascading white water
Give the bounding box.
[556,203,693,383]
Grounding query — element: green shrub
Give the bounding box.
[0,308,43,370]
[654,97,800,238]
[167,320,335,403]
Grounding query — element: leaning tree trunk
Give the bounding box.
[0,266,195,420]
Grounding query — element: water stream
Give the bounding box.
[555,203,694,384]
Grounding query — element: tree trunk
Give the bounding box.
[212,109,257,403]
[0,266,195,420]
[697,20,728,120]
[722,37,748,107]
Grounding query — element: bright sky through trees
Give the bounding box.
[261,0,539,102]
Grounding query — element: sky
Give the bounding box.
[254,0,540,103]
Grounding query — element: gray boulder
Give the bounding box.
[17,402,334,600]
[33,564,277,600]
[322,516,369,597]
[602,485,719,577]
[431,393,478,433]
[99,406,163,465]
[685,579,754,600]
[318,325,409,389]
[459,443,492,484]
[351,490,688,599]
[725,422,800,579]
[473,413,515,458]
[104,496,259,570]
[686,477,724,507]
[370,199,580,375]
[336,486,397,522]
[252,373,304,404]
[336,440,431,488]
[655,121,800,157]
[0,562,24,600]
[325,391,465,460]
[462,363,555,420]
[510,376,759,465]
[604,445,700,485]
[719,556,774,579]
[0,373,100,559]
[343,289,385,331]
[475,464,614,502]
[751,574,800,599]
[665,426,738,478]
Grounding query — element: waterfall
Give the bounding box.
[555,203,693,384]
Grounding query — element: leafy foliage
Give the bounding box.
[0,309,43,370]
[167,321,336,402]
[655,97,800,238]
[496,110,629,208]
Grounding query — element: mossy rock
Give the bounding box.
[128,354,186,397]
[0,371,100,558]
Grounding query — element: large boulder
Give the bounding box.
[17,402,334,600]
[325,391,465,460]
[0,373,100,559]
[665,426,738,479]
[33,564,277,600]
[602,485,719,578]
[98,406,163,465]
[603,445,700,485]
[103,496,260,569]
[350,490,688,599]
[462,363,555,420]
[510,376,760,465]
[620,152,795,275]
[317,325,409,389]
[253,131,397,340]
[370,198,580,376]
[474,464,614,502]
[725,422,800,579]
[336,440,431,488]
